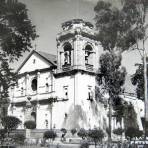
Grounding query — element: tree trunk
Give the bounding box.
[108,98,112,143]
[95,142,97,148]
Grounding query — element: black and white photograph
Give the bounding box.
[0,0,148,147]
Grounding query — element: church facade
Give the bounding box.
[8,19,143,132]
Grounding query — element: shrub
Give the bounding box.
[43,130,57,141]
[0,129,7,143]
[2,116,21,130]
[24,120,36,129]
[71,128,77,135]
[88,128,104,148]
[60,128,67,134]
[1,116,21,137]
[80,141,89,148]
[13,133,25,145]
[125,127,143,140]
[77,128,87,140]
[113,128,124,136]
[60,128,67,141]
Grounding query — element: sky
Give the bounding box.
[14,0,143,75]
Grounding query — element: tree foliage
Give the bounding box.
[131,64,144,100]
[94,0,148,101]
[77,128,87,140]
[97,51,126,106]
[88,128,104,148]
[0,0,38,101]
[13,133,25,145]
[1,115,21,136]
[71,128,77,136]
[125,127,143,140]
[124,102,138,130]
[94,0,147,52]
[113,128,124,136]
[61,128,67,134]
[0,0,37,60]
[0,129,6,142]
[80,141,89,148]
[94,0,147,139]
[43,130,57,141]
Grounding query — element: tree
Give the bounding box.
[77,128,87,140]
[97,52,126,104]
[1,115,21,137]
[71,128,77,136]
[60,128,67,141]
[94,0,148,140]
[80,141,89,148]
[43,130,57,145]
[96,51,126,141]
[113,127,124,141]
[0,0,38,116]
[113,128,124,136]
[125,127,142,140]
[94,0,147,53]
[88,128,104,148]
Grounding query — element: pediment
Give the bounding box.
[17,50,56,74]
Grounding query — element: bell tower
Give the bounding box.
[56,19,99,74]
[54,19,103,129]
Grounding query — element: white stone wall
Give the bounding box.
[53,72,108,130]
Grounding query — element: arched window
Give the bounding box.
[31,77,37,91]
[85,44,93,65]
[31,112,36,123]
[63,43,72,65]
[45,83,49,92]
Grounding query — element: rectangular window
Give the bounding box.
[63,86,68,99]
[88,86,93,101]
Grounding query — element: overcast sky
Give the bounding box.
[14,0,143,75]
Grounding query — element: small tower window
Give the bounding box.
[85,45,93,65]
[31,77,37,91]
[33,59,36,64]
[87,86,93,102]
[63,43,72,65]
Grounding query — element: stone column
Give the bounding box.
[25,74,30,96]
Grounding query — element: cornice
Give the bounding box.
[18,66,56,78]
[54,69,96,78]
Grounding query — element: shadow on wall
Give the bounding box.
[62,105,87,129]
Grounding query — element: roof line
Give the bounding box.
[16,50,56,73]
[37,51,56,66]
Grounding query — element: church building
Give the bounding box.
[8,19,143,132]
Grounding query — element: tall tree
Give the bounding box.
[0,0,38,109]
[96,51,126,141]
[94,0,147,52]
[94,0,148,141]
